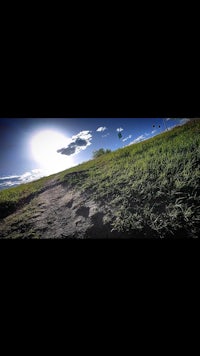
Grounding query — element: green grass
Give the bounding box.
[0,174,58,219]
[1,119,200,238]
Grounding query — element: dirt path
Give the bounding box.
[0,182,122,238]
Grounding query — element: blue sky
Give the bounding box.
[0,118,190,190]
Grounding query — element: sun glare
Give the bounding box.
[31,130,74,173]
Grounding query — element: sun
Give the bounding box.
[30,130,74,173]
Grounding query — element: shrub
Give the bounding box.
[93,148,111,159]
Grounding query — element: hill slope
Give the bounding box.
[0,119,200,238]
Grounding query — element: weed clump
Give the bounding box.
[0,120,200,238]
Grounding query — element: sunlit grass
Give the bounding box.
[0,174,58,218]
[0,119,200,237]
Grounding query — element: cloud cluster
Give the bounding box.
[96,127,107,132]
[166,118,181,121]
[127,118,193,148]
[151,129,157,134]
[57,131,92,156]
[179,118,191,125]
[166,118,191,125]
[102,133,110,138]
[116,128,124,132]
[0,169,45,191]
[122,135,132,142]
[167,124,178,131]
[129,133,150,145]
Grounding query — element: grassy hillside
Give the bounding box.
[0,119,200,238]
[0,175,60,219]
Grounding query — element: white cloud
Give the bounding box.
[57,130,92,156]
[19,169,45,182]
[129,134,147,145]
[128,132,151,146]
[73,130,92,141]
[0,169,46,191]
[0,131,93,191]
[102,133,110,138]
[0,175,20,180]
[0,181,17,188]
[167,124,178,131]
[96,126,107,132]
[116,127,124,132]
[179,118,191,125]
[151,130,157,134]
[122,135,132,142]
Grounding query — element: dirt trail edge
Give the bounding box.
[0,180,126,238]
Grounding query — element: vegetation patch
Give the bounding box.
[0,120,200,238]
[0,175,58,219]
